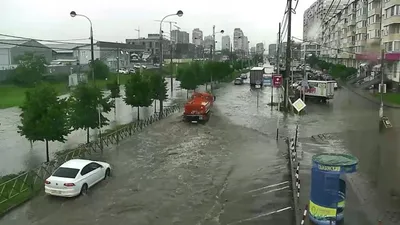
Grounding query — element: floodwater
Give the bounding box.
[0,63,294,225]
[0,78,185,175]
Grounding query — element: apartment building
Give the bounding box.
[256,43,264,55]
[310,0,400,86]
[171,30,190,44]
[233,28,244,51]
[268,44,277,57]
[192,28,203,46]
[221,35,231,50]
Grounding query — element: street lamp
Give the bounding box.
[97,104,103,151]
[70,11,95,84]
[159,10,183,97]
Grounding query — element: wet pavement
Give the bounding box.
[1,61,400,224]
[0,68,294,225]
[0,79,185,175]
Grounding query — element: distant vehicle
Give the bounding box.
[141,65,147,69]
[183,92,214,123]
[249,67,264,87]
[118,69,128,74]
[45,159,111,197]
[298,80,336,103]
[133,64,141,69]
[129,69,136,74]
[234,78,244,85]
[258,63,264,67]
[240,74,247,79]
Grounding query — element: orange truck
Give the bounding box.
[183,92,215,123]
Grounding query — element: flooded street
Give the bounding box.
[1,62,399,224]
[0,66,294,225]
[0,79,185,175]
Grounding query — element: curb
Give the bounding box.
[287,136,301,225]
[340,80,400,109]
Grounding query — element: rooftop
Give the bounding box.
[61,159,93,169]
[0,39,30,49]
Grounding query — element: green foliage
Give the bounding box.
[89,59,110,79]
[106,80,120,99]
[18,83,70,161]
[307,56,357,80]
[148,71,168,102]
[12,53,47,86]
[68,84,113,133]
[177,61,237,91]
[124,75,153,108]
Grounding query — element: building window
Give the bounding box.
[385,5,400,18]
[394,41,400,51]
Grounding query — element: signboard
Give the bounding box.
[292,98,306,112]
[272,74,283,87]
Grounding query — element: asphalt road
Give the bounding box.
[0,70,293,225]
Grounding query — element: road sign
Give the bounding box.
[272,75,283,87]
[293,98,306,112]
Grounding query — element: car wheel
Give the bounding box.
[80,184,88,196]
[104,168,111,180]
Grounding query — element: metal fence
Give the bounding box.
[0,104,181,213]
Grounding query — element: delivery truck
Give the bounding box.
[249,67,264,87]
[298,80,336,102]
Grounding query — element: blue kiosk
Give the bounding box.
[309,153,358,225]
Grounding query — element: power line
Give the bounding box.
[0,41,137,53]
[321,0,337,25]
[0,33,92,45]
[321,0,351,35]
[292,36,356,55]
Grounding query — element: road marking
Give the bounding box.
[227,206,292,224]
[245,181,289,193]
[251,185,290,197]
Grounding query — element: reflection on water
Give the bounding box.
[0,79,183,175]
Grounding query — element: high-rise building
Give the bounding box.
[268,44,276,57]
[172,30,190,44]
[242,36,249,53]
[204,35,213,49]
[250,47,256,55]
[303,0,346,43]
[233,28,244,50]
[221,35,231,50]
[192,28,203,46]
[256,43,264,55]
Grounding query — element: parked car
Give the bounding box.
[118,69,128,74]
[240,74,248,79]
[44,159,111,197]
[234,78,244,85]
[129,69,136,74]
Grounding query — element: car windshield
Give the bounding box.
[52,167,80,178]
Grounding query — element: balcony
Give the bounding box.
[383,16,400,26]
[356,27,367,34]
[348,19,356,26]
[384,0,400,9]
[368,7,381,16]
[355,40,366,46]
[383,33,400,42]
[366,38,381,46]
[347,30,356,37]
[367,23,381,30]
[356,15,367,22]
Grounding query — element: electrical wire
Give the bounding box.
[0,33,91,45]
[292,36,356,55]
[321,0,337,25]
[0,41,136,53]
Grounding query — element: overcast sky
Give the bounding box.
[2,0,316,49]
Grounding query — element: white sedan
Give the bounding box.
[45,159,111,197]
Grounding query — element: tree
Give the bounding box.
[12,52,47,86]
[18,84,70,162]
[68,84,113,143]
[148,72,168,117]
[124,75,152,120]
[89,59,110,80]
[106,80,120,121]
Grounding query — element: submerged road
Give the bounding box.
[0,69,294,225]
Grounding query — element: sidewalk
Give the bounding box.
[289,138,376,225]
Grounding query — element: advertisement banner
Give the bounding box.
[272,74,283,87]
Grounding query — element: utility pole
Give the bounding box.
[379,10,385,119]
[273,23,281,111]
[117,48,120,85]
[169,21,174,96]
[284,0,293,111]
[135,27,140,38]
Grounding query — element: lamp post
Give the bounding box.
[70,11,95,84]
[97,104,103,151]
[158,10,183,92]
